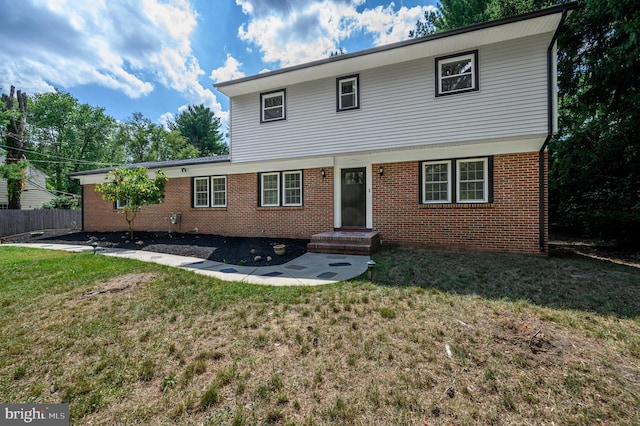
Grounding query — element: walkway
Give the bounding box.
[5,243,370,286]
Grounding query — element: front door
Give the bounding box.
[341,168,366,228]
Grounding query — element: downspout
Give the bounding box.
[539,8,568,252]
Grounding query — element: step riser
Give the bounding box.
[307,231,380,255]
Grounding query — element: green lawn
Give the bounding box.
[0,245,638,425]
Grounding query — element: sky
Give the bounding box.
[0,0,437,130]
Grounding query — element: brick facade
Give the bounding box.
[83,168,334,239]
[82,154,546,253]
[372,152,546,254]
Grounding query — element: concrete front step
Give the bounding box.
[307,230,380,255]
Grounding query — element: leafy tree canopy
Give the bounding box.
[95,167,168,239]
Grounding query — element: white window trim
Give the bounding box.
[436,51,478,96]
[337,75,359,111]
[261,172,280,207]
[422,160,451,204]
[283,170,303,206]
[456,158,488,203]
[261,90,286,122]
[211,176,227,207]
[193,177,210,208]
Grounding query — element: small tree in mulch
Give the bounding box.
[95,167,167,240]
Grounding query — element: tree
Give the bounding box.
[409,0,550,37]
[1,86,28,209]
[95,167,168,239]
[171,105,228,156]
[549,0,640,243]
[28,90,120,195]
[116,112,199,163]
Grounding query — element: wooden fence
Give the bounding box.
[0,209,81,237]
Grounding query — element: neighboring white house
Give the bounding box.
[0,148,56,209]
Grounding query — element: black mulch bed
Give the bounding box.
[4,229,310,266]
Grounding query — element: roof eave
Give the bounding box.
[215,3,577,97]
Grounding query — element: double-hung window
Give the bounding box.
[261,90,286,122]
[260,170,303,207]
[211,176,227,207]
[337,75,359,111]
[436,51,478,96]
[421,157,491,204]
[423,161,452,203]
[457,159,488,203]
[193,176,227,208]
[193,177,210,208]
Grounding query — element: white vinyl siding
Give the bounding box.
[193,177,210,207]
[229,33,550,163]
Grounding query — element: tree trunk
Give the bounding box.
[2,86,28,209]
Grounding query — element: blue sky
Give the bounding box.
[0,0,436,129]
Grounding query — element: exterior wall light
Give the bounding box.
[321,168,326,178]
[379,165,384,176]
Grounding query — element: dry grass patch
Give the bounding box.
[0,245,638,425]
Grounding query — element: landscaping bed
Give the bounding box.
[3,229,309,266]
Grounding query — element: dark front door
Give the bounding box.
[341,168,366,228]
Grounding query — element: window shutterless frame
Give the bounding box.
[456,158,489,203]
[260,89,286,122]
[435,50,479,96]
[259,170,303,207]
[336,75,360,111]
[260,172,280,206]
[211,176,227,207]
[422,160,452,203]
[193,177,210,208]
[282,170,303,206]
[420,156,493,204]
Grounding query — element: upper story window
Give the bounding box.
[260,170,303,207]
[193,176,227,208]
[261,90,286,122]
[435,51,478,96]
[337,75,359,111]
[421,157,492,204]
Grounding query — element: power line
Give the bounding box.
[0,143,120,166]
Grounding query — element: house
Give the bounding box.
[70,5,574,254]
[0,148,56,209]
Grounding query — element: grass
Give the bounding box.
[0,244,638,425]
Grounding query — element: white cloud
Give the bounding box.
[236,0,434,68]
[0,0,225,121]
[210,54,245,83]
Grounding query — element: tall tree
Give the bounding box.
[116,112,198,163]
[550,0,640,243]
[1,86,28,209]
[28,90,120,195]
[171,104,228,156]
[409,0,550,36]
